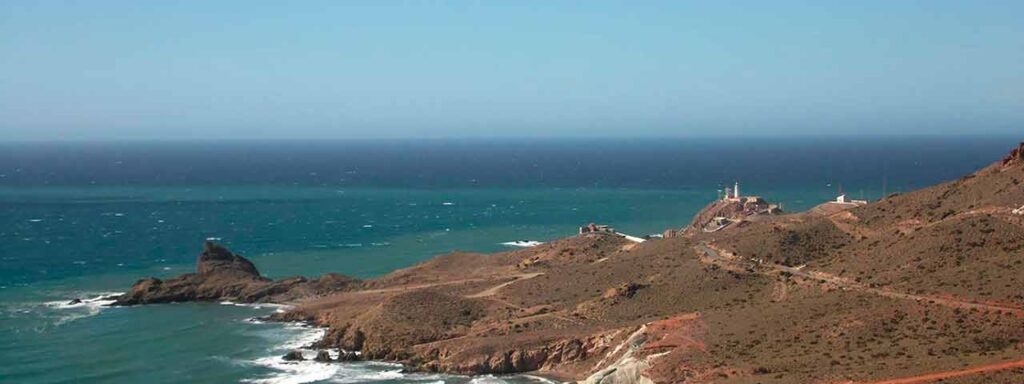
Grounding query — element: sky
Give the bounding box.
[1,1,1022,140]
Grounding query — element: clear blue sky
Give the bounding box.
[1,1,1021,140]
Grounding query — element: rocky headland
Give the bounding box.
[112,143,1024,383]
[113,241,359,306]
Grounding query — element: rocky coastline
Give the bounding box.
[105,143,1024,383]
[112,241,360,306]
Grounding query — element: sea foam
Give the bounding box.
[243,324,415,384]
[500,240,543,248]
[42,292,122,325]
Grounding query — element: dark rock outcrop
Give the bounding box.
[313,350,332,362]
[282,350,305,361]
[113,241,359,306]
[196,241,262,277]
[337,351,360,362]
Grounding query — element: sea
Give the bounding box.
[0,137,1013,384]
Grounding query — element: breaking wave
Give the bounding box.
[500,240,543,248]
[242,323,456,384]
[42,291,122,325]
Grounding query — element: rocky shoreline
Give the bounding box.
[112,241,360,306]
[104,143,1024,384]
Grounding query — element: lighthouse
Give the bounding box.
[733,181,740,199]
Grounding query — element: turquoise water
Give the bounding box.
[1,186,730,384]
[0,138,1010,383]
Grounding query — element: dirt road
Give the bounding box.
[466,272,544,298]
[696,243,1024,315]
[860,359,1024,384]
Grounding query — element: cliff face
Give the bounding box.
[114,143,1024,384]
[113,241,359,306]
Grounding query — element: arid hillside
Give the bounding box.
[120,143,1024,383]
[267,143,1024,383]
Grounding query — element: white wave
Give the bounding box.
[329,367,408,383]
[44,292,121,310]
[522,374,560,384]
[241,325,355,384]
[286,327,324,350]
[243,323,467,384]
[43,292,122,325]
[222,301,294,312]
[245,356,342,384]
[245,359,413,384]
[500,240,543,248]
[468,375,510,384]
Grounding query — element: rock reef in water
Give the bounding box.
[113,241,359,306]
[282,350,305,361]
[313,350,332,362]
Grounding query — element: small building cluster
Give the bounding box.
[579,223,615,234]
[721,182,783,216]
[691,182,784,233]
[703,216,733,232]
[834,193,868,206]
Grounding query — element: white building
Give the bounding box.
[836,193,868,205]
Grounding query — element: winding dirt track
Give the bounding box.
[696,243,1024,383]
[859,359,1024,384]
[352,272,542,296]
[465,272,543,298]
[696,243,1024,316]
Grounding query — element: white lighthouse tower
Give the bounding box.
[733,181,740,199]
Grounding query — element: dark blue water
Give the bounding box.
[0,137,1013,383]
[0,137,1003,189]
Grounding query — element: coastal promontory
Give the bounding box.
[113,241,359,306]
[113,143,1024,383]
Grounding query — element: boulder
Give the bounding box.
[313,350,332,362]
[282,350,305,361]
[67,298,83,305]
[337,351,360,362]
